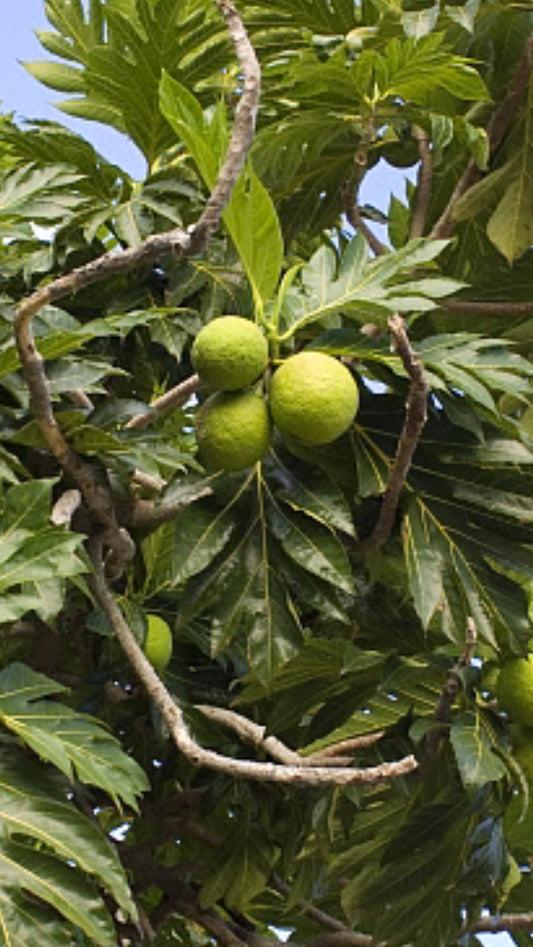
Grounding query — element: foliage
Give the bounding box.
[0,0,533,945]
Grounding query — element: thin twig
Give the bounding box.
[409,126,433,239]
[440,299,533,316]
[125,373,203,431]
[66,389,94,411]
[433,617,477,724]
[425,618,477,758]
[50,489,82,526]
[130,487,213,530]
[431,35,533,239]
[357,315,429,553]
[304,732,385,763]
[344,198,387,257]
[195,705,364,768]
[88,539,417,786]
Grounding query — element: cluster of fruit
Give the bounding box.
[191,316,359,471]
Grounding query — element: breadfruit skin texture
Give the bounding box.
[196,390,270,471]
[192,316,268,391]
[497,655,533,726]
[269,351,359,445]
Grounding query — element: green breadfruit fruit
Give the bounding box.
[497,655,533,726]
[269,351,359,445]
[192,316,268,391]
[196,389,270,471]
[143,614,173,672]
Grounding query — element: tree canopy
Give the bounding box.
[1,1,533,945]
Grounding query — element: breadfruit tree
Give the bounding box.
[1,0,533,944]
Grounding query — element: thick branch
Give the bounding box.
[471,914,533,934]
[432,35,533,239]
[409,127,433,239]
[357,315,429,553]
[88,540,417,786]
[125,373,203,431]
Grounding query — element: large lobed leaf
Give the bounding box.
[0,663,148,810]
[0,746,136,945]
[0,481,85,623]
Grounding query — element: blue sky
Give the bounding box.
[0,7,519,945]
[0,0,411,221]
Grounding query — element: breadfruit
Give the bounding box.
[497,655,533,726]
[269,351,359,445]
[196,390,270,471]
[143,614,173,672]
[192,316,268,391]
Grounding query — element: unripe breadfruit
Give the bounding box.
[269,351,359,445]
[192,316,268,391]
[196,389,270,471]
[143,614,173,672]
[497,655,533,725]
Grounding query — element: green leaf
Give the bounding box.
[0,663,149,810]
[0,481,85,622]
[402,4,440,40]
[0,747,136,943]
[160,72,284,305]
[244,527,304,688]
[280,235,457,336]
[142,482,249,595]
[200,827,276,911]
[450,712,507,789]
[268,501,353,593]
[486,75,533,263]
[24,61,85,93]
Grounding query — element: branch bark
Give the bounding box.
[409,126,433,239]
[125,373,203,431]
[431,35,533,239]
[88,538,417,787]
[440,298,533,316]
[425,618,477,758]
[357,315,429,553]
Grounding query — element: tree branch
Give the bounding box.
[409,126,433,239]
[129,486,214,531]
[193,0,261,249]
[433,617,477,724]
[13,0,260,575]
[345,200,387,257]
[471,914,533,934]
[425,618,477,758]
[88,539,417,786]
[431,35,533,239]
[357,315,429,553]
[304,732,384,764]
[440,298,533,316]
[125,373,203,431]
